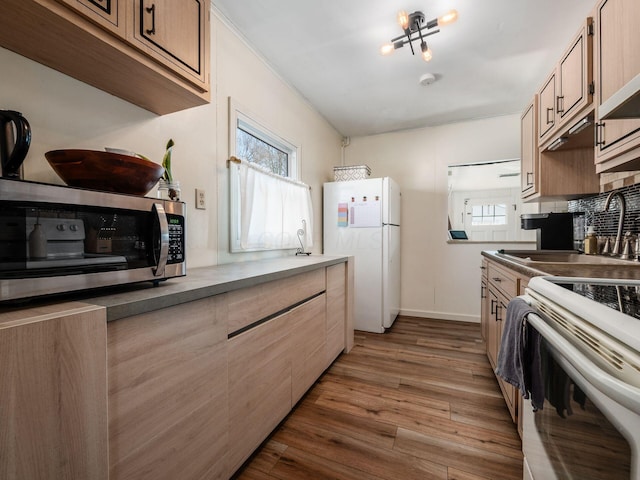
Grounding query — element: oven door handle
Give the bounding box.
[526,310,640,415]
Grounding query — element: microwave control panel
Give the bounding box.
[167,214,185,264]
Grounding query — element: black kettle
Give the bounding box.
[0,110,31,178]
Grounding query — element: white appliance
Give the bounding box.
[522,276,640,480]
[323,177,401,333]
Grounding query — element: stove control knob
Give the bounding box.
[57,224,66,231]
[69,224,78,232]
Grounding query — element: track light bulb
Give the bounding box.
[438,9,458,26]
[397,10,409,30]
[380,43,395,55]
[421,42,432,62]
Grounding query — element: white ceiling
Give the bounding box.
[211,0,595,138]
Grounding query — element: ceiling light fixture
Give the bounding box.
[380,9,458,62]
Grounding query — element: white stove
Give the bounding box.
[521,276,640,480]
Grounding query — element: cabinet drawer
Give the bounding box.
[227,269,326,335]
[488,262,518,298]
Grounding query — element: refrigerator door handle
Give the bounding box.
[383,223,400,227]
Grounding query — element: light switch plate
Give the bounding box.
[195,188,206,209]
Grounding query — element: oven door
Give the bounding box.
[523,312,640,480]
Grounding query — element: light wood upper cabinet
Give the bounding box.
[521,98,538,197]
[130,0,207,85]
[594,0,640,172]
[538,73,557,143]
[557,19,593,126]
[0,0,210,115]
[538,19,594,148]
[57,0,124,34]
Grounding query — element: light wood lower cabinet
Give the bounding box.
[326,262,346,367]
[0,303,108,480]
[0,261,352,479]
[108,295,228,480]
[481,257,528,428]
[227,311,292,474]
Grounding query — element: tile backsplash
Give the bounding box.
[569,184,640,241]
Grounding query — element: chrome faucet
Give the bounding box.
[604,191,626,256]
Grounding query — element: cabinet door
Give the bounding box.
[132,0,208,84]
[521,99,538,197]
[227,313,292,475]
[538,72,557,144]
[326,263,346,367]
[595,0,640,169]
[291,294,327,404]
[480,278,488,341]
[0,304,108,480]
[108,296,228,480]
[57,0,124,34]
[557,19,593,126]
[486,288,500,369]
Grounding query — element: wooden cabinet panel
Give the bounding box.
[557,19,593,127]
[227,312,292,475]
[0,304,108,480]
[291,295,327,404]
[521,99,538,197]
[594,0,640,171]
[57,0,123,34]
[131,0,208,85]
[108,296,228,480]
[488,262,518,299]
[227,269,325,335]
[326,263,346,367]
[538,73,557,143]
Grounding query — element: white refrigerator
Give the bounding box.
[323,177,401,333]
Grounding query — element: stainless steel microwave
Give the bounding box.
[0,178,186,302]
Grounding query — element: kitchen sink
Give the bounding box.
[496,250,635,266]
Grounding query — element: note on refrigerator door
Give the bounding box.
[350,199,381,227]
[337,203,348,227]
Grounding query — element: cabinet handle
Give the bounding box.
[526,172,534,186]
[480,265,486,270]
[595,122,606,147]
[546,107,554,125]
[556,96,564,114]
[492,277,502,282]
[481,285,486,299]
[490,299,496,315]
[145,4,156,35]
[496,304,502,322]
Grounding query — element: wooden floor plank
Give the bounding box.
[234,316,523,479]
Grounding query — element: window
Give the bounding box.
[228,98,311,253]
[471,204,507,226]
[236,123,289,177]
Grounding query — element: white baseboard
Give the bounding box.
[399,309,480,324]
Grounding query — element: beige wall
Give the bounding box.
[0,7,342,268]
[344,115,535,322]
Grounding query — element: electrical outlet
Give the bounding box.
[195,188,206,210]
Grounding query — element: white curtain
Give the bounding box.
[236,160,313,251]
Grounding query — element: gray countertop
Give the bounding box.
[0,255,349,322]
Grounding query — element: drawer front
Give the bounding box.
[227,269,326,335]
[488,262,518,299]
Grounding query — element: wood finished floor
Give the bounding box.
[235,317,523,480]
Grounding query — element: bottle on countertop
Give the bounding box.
[28,221,47,259]
[584,226,598,255]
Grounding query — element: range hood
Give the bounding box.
[599,72,640,119]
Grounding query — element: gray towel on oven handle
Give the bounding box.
[495,297,544,411]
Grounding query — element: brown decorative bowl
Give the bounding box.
[45,149,164,196]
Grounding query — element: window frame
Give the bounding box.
[228,98,302,253]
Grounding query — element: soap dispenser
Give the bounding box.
[584,226,597,255]
[28,219,47,259]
